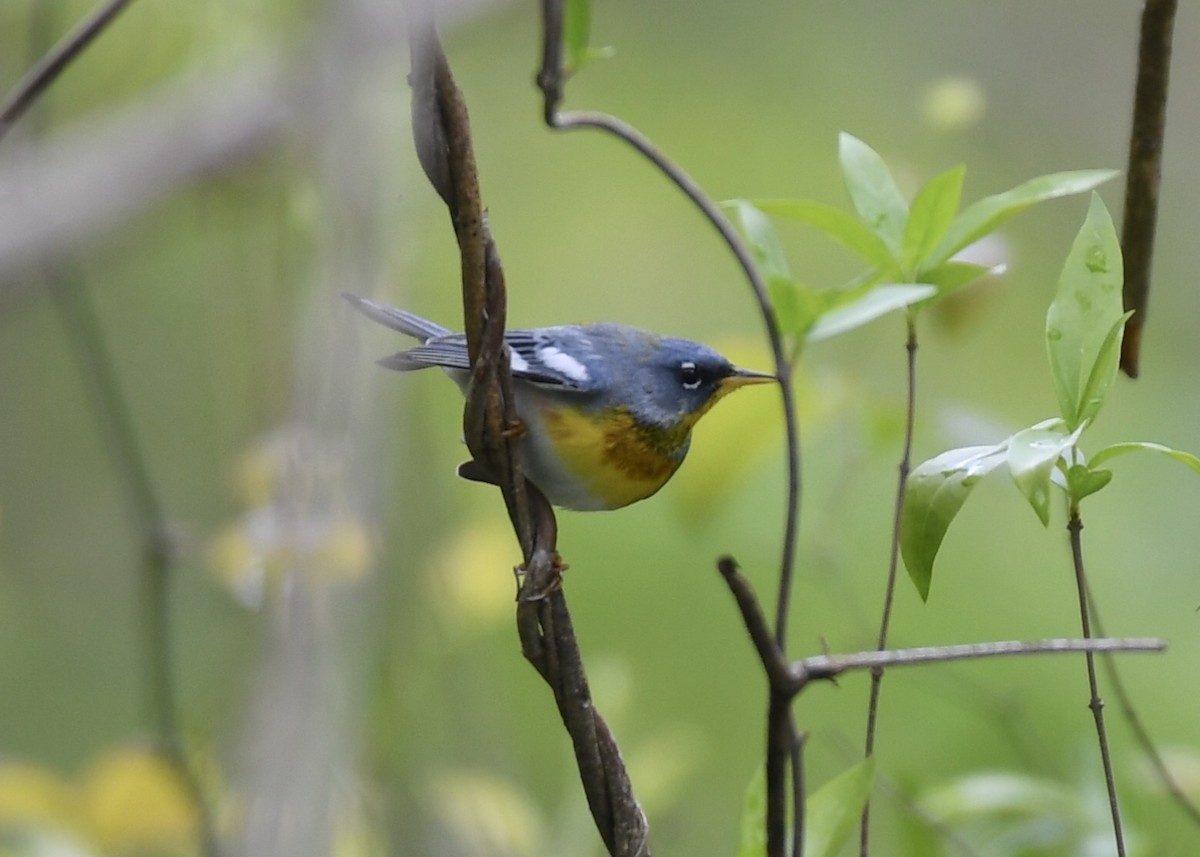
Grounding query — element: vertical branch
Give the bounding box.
[859,316,918,856]
[9,5,214,851]
[1118,0,1178,378]
[1067,507,1126,857]
[47,267,220,857]
[407,11,649,855]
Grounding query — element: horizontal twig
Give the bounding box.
[790,637,1165,694]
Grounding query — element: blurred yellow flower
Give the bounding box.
[82,748,197,854]
[209,427,375,607]
[921,76,987,132]
[429,521,520,636]
[0,746,199,856]
[427,771,545,857]
[0,762,81,836]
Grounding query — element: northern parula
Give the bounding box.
[346,294,774,510]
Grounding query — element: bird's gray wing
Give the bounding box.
[380,329,595,392]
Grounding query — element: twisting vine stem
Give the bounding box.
[407,9,649,855]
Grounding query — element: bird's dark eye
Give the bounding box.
[679,361,702,390]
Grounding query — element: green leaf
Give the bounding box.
[1089,442,1200,476]
[1066,463,1112,501]
[928,169,1119,268]
[1005,421,1075,526]
[901,443,1008,600]
[916,260,1003,303]
[804,758,876,857]
[750,198,895,271]
[920,772,1086,830]
[806,283,935,343]
[838,133,909,259]
[735,765,766,857]
[725,200,791,281]
[562,0,613,73]
[902,164,966,273]
[1077,310,1134,427]
[1046,194,1125,429]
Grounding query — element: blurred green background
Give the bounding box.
[1,0,1198,855]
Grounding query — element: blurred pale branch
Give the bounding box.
[0,59,290,281]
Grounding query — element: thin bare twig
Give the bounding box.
[1119,0,1178,378]
[1086,585,1200,825]
[408,13,648,856]
[716,558,798,857]
[47,266,220,857]
[0,0,138,142]
[1067,508,1126,857]
[860,315,918,856]
[790,637,1164,688]
[11,2,216,846]
[0,60,290,281]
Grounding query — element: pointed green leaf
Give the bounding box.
[807,283,935,343]
[928,169,1119,267]
[725,200,792,281]
[735,765,767,857]
[1046,194,1124,429]
[1006,422,1075,526]
[920,772,1086,827]
[562,0,613,73]
[902,164,966,272]
[915,260,1003,305]
[838,133,909,258]
[750,198,896,271]
[1089,442,1200,476]
[1077,310,1134,427]
[902,443,1008,600]
[804,758,876,857]
[767,276,847,341]
[1066,463,1112,501]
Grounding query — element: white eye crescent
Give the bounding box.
[679,361,702,390]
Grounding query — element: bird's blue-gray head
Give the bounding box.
[578,324,774,431]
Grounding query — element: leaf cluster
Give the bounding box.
[726,134,1116,355]
[901,194,1200,599]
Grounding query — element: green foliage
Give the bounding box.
[901,164,965,272]
[901,196,1200,599]
[735,765,767,857]
[803,758,876,857]
[901,443,1008,600]
[1046,194,1129,430]
[725,135,1115,357]
[838,132,910,259]
[562,0,614,75]
[734,759,875,857]
[926,169,1119,268]
[919,771,1110,856]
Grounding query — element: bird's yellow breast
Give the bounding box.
[538,404,691,509]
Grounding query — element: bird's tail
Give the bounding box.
[342,293,450,343]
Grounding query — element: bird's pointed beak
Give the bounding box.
[721,366,777,391]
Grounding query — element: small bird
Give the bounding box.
[346,294,774,510]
